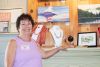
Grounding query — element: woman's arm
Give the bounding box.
[4,39,16,67]
[38,45,66,59]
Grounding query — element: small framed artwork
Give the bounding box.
[0,21,9,33]
[77,32,97,47]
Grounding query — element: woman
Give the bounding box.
[4,13,66,67]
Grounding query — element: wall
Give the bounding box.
[28,0,100,47]
[0,0,27,13]
[28,0,78,47]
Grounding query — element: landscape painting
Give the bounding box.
[78,4,100,24]
[38,6,69,23]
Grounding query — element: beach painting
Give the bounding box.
[78,4,100,24]
[38,6,69,23]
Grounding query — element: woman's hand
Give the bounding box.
[57,46,67,51]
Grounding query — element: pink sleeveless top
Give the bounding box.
[13,36,42,67]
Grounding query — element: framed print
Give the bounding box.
[38,6,69,23]
[0,22,9,33]
[0,12,11,22]
[78,4,100,24]
[77,32,97,47]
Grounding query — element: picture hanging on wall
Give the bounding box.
[38,6,69,23]
[78,4,100,24]
[0,21,9,33]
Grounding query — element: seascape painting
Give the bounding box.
[78,4,100,24]
[38,6,69,23]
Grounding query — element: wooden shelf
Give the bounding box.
[0,32,18,34]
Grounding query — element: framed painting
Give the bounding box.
[77,32,97,47]
[38,6,69,23]
[78,4,100,24]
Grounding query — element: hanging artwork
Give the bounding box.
[38,6,69,23]
[0,12,11,21]
[0,22,9,33]
[78,4,100,24]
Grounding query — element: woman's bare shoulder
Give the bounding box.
[8,39,17,47]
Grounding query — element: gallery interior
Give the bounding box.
[0,0,100,67]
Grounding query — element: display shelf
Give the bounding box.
[0,32,18,34]
[43,47,100,67]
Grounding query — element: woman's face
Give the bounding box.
[19,19,32,35]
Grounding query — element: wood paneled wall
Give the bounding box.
[78,0,100,46]
[28,0,100,47]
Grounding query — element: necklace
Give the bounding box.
[17,36,31,50]
[21,44,30,50]
[53,30,62,38]
[51,26,62,38]
[50,26,63,48]
[21,41,31,50]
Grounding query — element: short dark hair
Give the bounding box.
[16,13,34,32]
